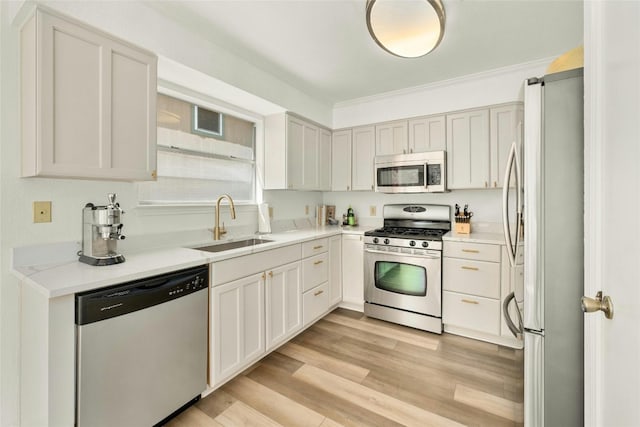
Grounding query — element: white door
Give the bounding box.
[265,262,302,352]
[584,2,640,425]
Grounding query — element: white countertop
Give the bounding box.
[442,222,518,245]
[11,227,344,299]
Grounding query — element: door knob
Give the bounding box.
[581,291,614,319]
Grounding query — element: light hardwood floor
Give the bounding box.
[167,308,523,427]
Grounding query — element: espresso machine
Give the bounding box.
[78,193,126,266]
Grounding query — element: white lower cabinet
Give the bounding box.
[210,235,342,389]
[211,273,265,386]
[328,235,342,306]
[443,291,500,335]
[443,240,522,348]
[266,262,302,352]
[341,234,364,310]
[301,238,331,326]
[303,282,330,326]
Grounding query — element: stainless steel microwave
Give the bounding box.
[374,151,447,193]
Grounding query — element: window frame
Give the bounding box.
[138,82,264,208]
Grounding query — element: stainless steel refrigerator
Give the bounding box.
[502,68,584,426]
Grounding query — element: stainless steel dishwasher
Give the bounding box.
[75,265,209,427]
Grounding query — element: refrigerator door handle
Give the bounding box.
[502,291,523,338]
[502,141,521,267]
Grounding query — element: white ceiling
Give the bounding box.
[151,0,583,106]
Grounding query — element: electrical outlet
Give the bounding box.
[370,205,377,216]
[268,207,273,219]
[305,205,309,215]
[33,201,52,223]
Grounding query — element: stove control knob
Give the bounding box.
[384,238,390,245]
[373,237,379,244]
[409,240,416,247]
[422,241,429,248]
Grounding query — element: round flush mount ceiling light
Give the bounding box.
[366,0,446,58]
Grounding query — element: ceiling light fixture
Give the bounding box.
[366,0,446,58]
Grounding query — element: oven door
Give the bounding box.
[364,246,441,317]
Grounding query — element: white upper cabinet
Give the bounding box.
[375,120,408,155]
[351,125,376,191]
[446,103,523,190]
[331,129,352,191]
[21,8,157,181]
[408,115,446,153]
[319,129,332,191]
[264,113,331,191]
[446,109,491,189]
[490,104,523,188]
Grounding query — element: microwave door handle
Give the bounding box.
[502,142,518,267]
[424,163,429,190]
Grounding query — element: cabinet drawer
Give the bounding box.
[302,238,329,258]
[443,258,500,298]
[443,241,500,262]
[303,282,329,326]
[302,253,329,292]
[211,244,301,285]
[443,291,500,335]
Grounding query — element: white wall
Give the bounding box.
[332,59,550,128]
[323,189,503,228]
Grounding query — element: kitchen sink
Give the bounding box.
[193,238,274,253]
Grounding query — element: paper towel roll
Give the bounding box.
[258,203,271,234]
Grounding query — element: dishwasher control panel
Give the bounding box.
[76,265,209,325]
[169,274,207,296]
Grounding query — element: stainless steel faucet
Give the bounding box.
[214,194,236,240]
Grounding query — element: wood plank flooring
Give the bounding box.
[167,308,523,427]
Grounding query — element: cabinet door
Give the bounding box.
[341,234,364,309]
[351,126,376,191]
[25,10,156,181]
[210,273,265,386]
[446,109,490,189]
[408,115,446,153]
[375,120,408,155]
[331,130,352,191]
[286,116,305,190]
[490,104,524,188]
[302,123,319,190]
[329,235,342,306]
[318,128,332,191]
[266,262,302,351]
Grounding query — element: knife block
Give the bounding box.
[454,221,471,234]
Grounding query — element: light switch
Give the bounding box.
[370,205,377,216]
[33,201,52,223]
[268,207,274,219]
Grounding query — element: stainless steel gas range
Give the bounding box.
[363,204,451,334]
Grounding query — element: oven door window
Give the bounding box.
[377,165,425,188]
[374,261,427,296]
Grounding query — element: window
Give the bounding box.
[138,94,256,205]
[192,105,223,138]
